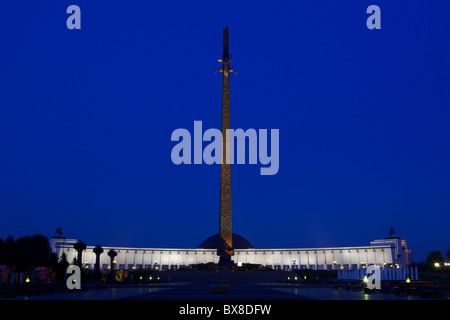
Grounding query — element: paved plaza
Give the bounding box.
[4,283,426,300]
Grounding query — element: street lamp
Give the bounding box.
[434,262,440,282]
[444,262,450,280]
[406,274,411,291]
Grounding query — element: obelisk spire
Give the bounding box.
[218,27,234,265]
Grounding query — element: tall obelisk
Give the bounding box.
[218,26,234,267]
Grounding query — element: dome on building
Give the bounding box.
[198,233,254,249]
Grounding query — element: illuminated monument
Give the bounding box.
[218,26,234,266]
[197,27,255,269]
[51,27,412,274]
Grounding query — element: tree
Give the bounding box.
[107,249,117,282]
[73,240,86,268]
[56,252,69,283]
[48,252,59,271]
[425,250,444,271]
[0,234,51,271]
[3,235,16,267]
[59,252,69,266]
[0,238,5,264]
[107,249,117,271]
[59,252,69,269]
[93,245,104,280]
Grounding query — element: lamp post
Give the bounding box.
[406,274,411,291]
[444,262,450,280]
[434,262,440,282]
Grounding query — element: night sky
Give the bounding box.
[1,1,449,262]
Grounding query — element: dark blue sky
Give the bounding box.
[1,1,449,261]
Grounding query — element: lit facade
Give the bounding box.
[51,236,411,271]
